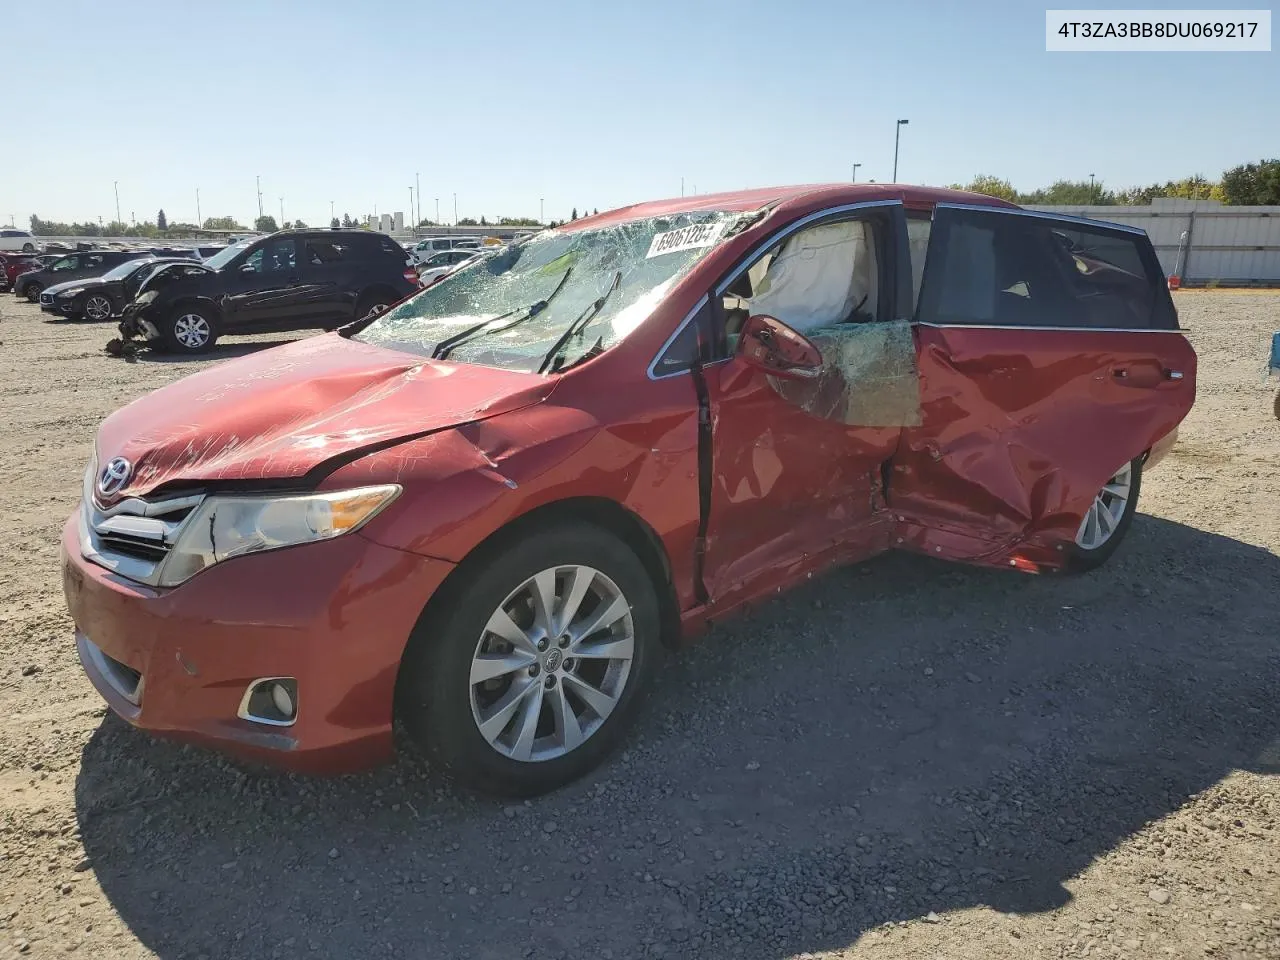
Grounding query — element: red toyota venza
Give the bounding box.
[61,185,1196,795]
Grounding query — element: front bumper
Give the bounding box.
[40,294,76,316]
[61,513,455,773]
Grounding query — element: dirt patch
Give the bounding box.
[0,294,1277,959]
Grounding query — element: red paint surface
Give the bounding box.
[64,183,1196,773]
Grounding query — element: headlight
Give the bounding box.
[157,485,400,587]
[135,291,158,306]
[58,287,85,299]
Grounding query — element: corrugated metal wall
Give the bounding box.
[1028,198,1280,285]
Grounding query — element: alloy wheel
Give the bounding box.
[84,295,112,320]
[469,565,635,763]
[1074,462,1133,550]
[173,313,211,349]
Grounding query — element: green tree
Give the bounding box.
[592,208,598,216]
[157,209,167,231]
[457,217,479,226]
[1018,179,1115,205]
[291,219,307,229]
[570,208,578,221]
[1221,159,1280,205]
[254,215,279,232]
[330,217,340,228]
[341,213,352,227]
[948,175,1018,202]
[203,216,245,230]
[479,215,488,226]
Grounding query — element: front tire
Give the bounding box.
[1068,457,1142,571]
[23,282,42,302]
[161,307,218,354]
[83,294,114,321]
[398,523,659,797]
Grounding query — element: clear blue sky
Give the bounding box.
[5,0,1275,228]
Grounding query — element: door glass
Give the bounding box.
[720,217,919,427]
[242,240,296,274]
[917,207,1174,329]
[51,257,79,272]
[906,217,931,312]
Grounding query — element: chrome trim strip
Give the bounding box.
[714,200,903,297]
[646,294,709,381]
[933,202,1148,236]
[915,321,1187,334]
[237,678,299,728]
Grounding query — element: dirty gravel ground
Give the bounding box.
[0,293,1277,960]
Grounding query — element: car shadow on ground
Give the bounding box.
[130,338,306,363]
[75,515,1280,959]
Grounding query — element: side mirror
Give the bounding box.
[737,314,823,380]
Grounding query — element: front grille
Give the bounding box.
[79,464,204,585]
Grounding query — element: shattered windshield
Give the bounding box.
[354,211,739,372]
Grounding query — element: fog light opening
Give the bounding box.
[238,678,298,727]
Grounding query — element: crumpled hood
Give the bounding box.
[94,333,553,504]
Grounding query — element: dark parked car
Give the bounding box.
[13,250,151,302]
[118,229,420,352]
[39,256,196,320]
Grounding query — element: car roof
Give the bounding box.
[561,183,1018,232]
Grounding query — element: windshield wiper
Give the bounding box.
[537,271,621,375]
[431,267,573,361]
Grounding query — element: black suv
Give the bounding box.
[14,250,153,302]
[119,229,420,353]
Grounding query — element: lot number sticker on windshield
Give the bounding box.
[646,222,726,258]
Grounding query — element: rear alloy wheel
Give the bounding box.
[399,524,658,796]
[83,294,113,321]
[162,308,218,354]
[23,282,42,303]
[21,243,35,253]
[1069,457,1142,570]
[355,291,394,321]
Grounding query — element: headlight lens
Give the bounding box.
[59,287,84,298]
[158,485,400,587]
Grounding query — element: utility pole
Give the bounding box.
[196,188,202,229]
[279,197,284,228]
[1089,173,1097,204]
[113,181,121,229]
[893,119,909,182]
[851,163,862,183]
[540,198,544,225]
[409,186,414,234]
[415,172,421,231]
[256,175,263,219]
[330,200,334,223]
[453,193,458,226]
[435,198,439,225]
[681,177,685,197]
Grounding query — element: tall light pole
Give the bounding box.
[415,172,421,231]
[453,193,457,226]
[892,119,909,182]
[113,181,121,229]
[196,188,202,229]
[330,200,335,224]
[540,197,544,224]
[409,186,414,234]
[681,177,685,197]
[851,163,862,183]
[279,197,284,229]
[435,197,440,225]
[256,175,263,219]
[1089,173,1097,204]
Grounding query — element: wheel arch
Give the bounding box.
[168,295,222,320]
[391,495,681,716]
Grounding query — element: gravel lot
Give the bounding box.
[0,293,1277,960]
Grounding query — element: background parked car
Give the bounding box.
[119,228,420,352]
[13,250,149,302]
[408,236,483,262]
[414,248,482,285]
[0,253,42,292]
[0,228,39,253]
[40,256,197,321]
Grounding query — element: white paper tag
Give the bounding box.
[646,222,726,258]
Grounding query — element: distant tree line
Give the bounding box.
[950,158,1280,206]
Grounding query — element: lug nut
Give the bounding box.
[558,635,570,649]
[528,664,540,677]
[537,638,549,652]
[544,675,557,689]
[562,658,575,672]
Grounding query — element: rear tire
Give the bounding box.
[161,306,218,354]
[21,243,35,253]
[354,290,395,321]
[398,523,659,797]
[1067,457,1143,571]
[23,282,42,302]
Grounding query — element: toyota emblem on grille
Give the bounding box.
[97,457,133,497]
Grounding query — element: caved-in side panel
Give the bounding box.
[329,375,705,612]
[893,325,1197,568]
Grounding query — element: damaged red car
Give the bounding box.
[61,184,1195,795]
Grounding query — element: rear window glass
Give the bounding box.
[916,208,1175,330]
[307,240,350,264]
